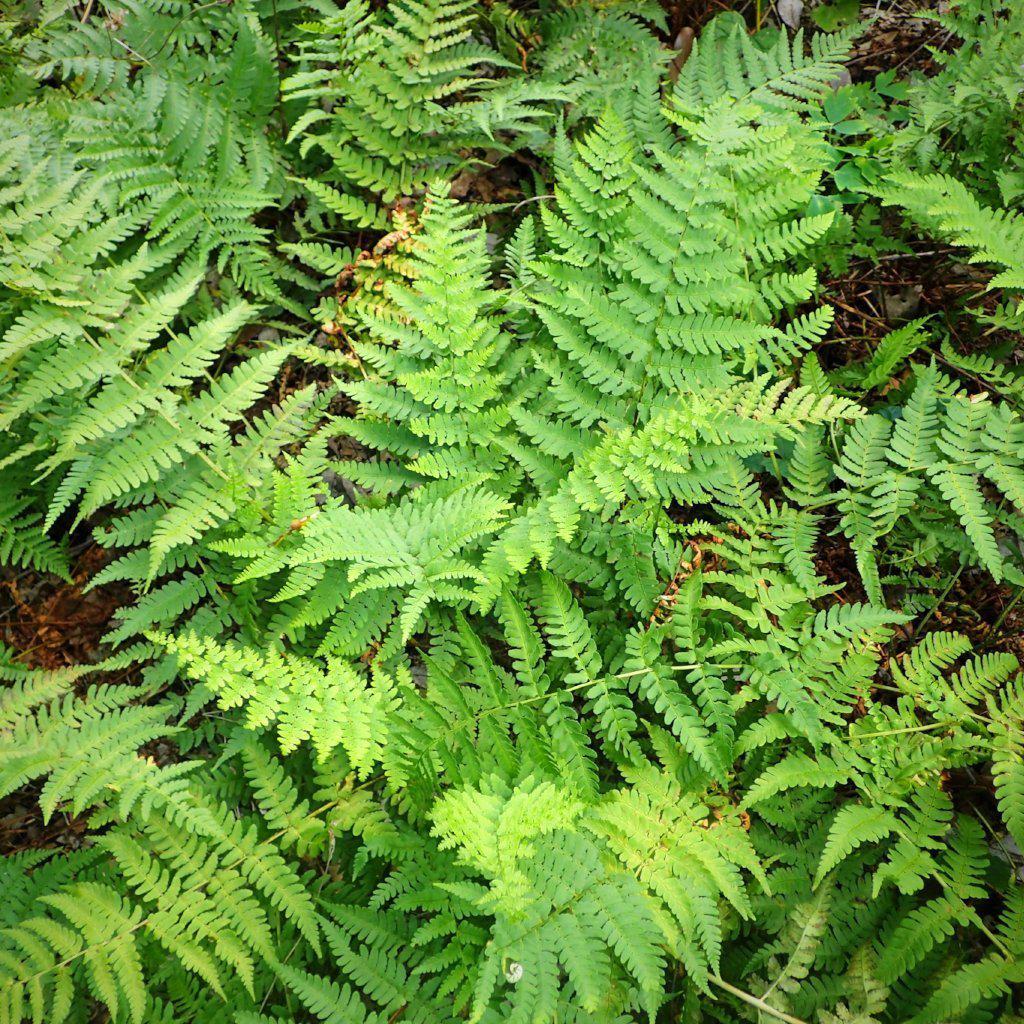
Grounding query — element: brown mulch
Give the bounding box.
[0,547,163,853]
[845,0,953,83]
[0,548,130,853]
[0,792,94,854]
[814,529,870,604]
[820,241,992,368]
[0,545,128,672]
[943,573,1024,653]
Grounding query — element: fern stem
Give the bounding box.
[470,664,743,720]
[848,719,964,740]
[709,975,809,1024]
[916,563,965,634]
[987,585,1024,643]
[511,194,555,211]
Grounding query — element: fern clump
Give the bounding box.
[891,0,1024,204]
[1,4,1023,1024]
[284,0,566,229]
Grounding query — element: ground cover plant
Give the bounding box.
[0,1,1023,1022]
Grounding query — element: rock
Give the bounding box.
[829,67,853,90]
[777,0,804,29]
[881,285,923,321]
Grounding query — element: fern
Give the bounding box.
[822,366,1024,593]
[672,11,856,115]
[891,0,1024,204]
[284,0,565,227]
[879,171,1024,292]
[2,7,1023,1024]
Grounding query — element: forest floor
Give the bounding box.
[4,0,1023,853]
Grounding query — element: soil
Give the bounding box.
[0,546,132,852]
[0,545,128,672]
[845,0,952,82]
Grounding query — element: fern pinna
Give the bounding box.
[284,0,565,230]
[1,5,1023,1024]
